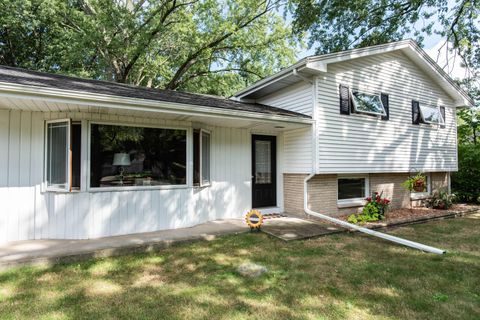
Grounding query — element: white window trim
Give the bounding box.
[337,175,369,207]
[44,118,71,192]
[410,173,432,200]
[419,104,445,125]
[350,90,387,117]
[199,129,211,187]
[86,121,190,192]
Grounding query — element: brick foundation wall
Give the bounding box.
[283,172,450,216]
[283,174,308,214]
[369,173,411,209]
[431,172,449,192]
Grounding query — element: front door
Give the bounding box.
[252,135,276,208]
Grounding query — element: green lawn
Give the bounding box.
[1,214,479,320]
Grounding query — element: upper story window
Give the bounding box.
[419,105,444,124]
[89,123,187,188]
[412,101,446,126]
[339,85,389,120]
[351,91,387,117]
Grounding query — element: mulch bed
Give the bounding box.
[339,204,480,229]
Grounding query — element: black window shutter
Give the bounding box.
[440,106,446,126]
[381,93,389,120]
[339,84,350,115]
[412,100,421,124]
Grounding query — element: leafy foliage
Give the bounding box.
[425,188,454,209]
[348,192,390,224]
[401,172,427,192]
[288,0,480,79]
[452,144,480,203]
[0,0,297,96]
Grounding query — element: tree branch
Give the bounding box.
[165,0,278,89]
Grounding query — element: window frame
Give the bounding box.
[44,118,72,192]
[87,121,190,192]
[350,90,387,117]
[199,129,211,187]
[337,175,369,207]
[419,104,445,125]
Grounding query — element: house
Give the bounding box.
[0,40,473,243]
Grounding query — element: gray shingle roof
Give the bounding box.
[0,66,310,118]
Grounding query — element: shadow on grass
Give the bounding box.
[1,216,479,319]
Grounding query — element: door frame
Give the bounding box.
[251,134,277,208]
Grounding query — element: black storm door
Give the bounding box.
[252,135,277,208]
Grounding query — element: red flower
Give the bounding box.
[366,197,372,201]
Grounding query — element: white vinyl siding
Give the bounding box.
[0,110,252,242]
[283,127,313,173]
[257,81,313,116]
[315,50,457,174]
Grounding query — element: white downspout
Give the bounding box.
[303,174,446,255]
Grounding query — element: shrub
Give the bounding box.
[425,189,454,210]
[347,192,391,224]
[452,144,480,203]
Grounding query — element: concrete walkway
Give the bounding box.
[0,219,247,270]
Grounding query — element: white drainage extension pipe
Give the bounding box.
[303,173,445,255]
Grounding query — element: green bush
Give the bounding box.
[452,144,480,203]
[425,188,454,209]
[347,192,390,224]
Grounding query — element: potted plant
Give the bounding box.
[402,173,427,192]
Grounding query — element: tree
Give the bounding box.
[0,0,297,96]
[288,0,480,76]
[456,77,479,145]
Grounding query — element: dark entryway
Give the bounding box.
[252,135,276,208]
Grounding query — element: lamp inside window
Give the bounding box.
[351,91,386,116]
[419,105,444,124]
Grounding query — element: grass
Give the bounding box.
[1,214,480,320]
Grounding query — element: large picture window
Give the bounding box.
[90,124,187,188]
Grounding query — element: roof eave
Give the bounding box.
[0,82,313,124]
[234,39,475,107]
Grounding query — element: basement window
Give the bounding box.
[337,176,369,207]
[351,91,387,116]
[419,105,444,124]
[410,173,431,200]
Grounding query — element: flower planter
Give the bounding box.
[412,180,426,192]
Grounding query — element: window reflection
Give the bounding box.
[90,124,187,187]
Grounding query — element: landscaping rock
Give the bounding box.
[237,262,267,278]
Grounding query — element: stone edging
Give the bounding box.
[363,207,480,230]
